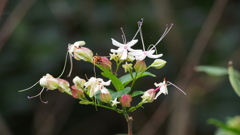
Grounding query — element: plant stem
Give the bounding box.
[125,115,133,135]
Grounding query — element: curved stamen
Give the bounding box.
[27,88,49,104]
[27,87,45,99]
[139,20,145,51]
[57,51,70,78]
[167,81,186,95]
[150,23,173,51]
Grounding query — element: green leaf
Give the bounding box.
[208,118,240,134]
[131,91,144,97]
[195,66,228,76]
[228,61,240,97]
[111,87,131,99]
[97,65,124,91]
[119,72,156,86]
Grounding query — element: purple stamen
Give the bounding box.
[167,81,186,95]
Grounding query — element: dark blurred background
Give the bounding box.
[0,0,240,135]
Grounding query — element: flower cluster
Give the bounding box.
[20,19,185,115]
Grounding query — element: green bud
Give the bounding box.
[73,47,93,62]
[57,78,70,92]
[134,60,147,72]
[100,88,112,103]
[150,59,166,69]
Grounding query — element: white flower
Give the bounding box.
[110,38,138,60]
[84,77,111,97]
[111,98,120,107]
[154,80,168,99]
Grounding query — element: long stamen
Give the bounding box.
[121,27,127,44]
[139,20,146,51]
[167,81,186,95]
[150,23,173,50]
[132,18,144,40]
[57,51,69,78]
[18,81,40,92]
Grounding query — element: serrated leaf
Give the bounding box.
[111,87,131,99]
[119,72,156,86]
[228,62,240,97]
[131,91,144,97]
[196,66,228,76]
[97,65,124,91]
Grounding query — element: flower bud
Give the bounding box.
[73,47,93,62]
[73,76,86,89]
[99,57,112,70]
[71,85,85,99]
[141,89,156,103]
[150,59,166,69]
[120,94,132,107]
[40,74,59,90]
[100,88,112,103]
[57,78,70,92]
[134,60,147,72]
[122,62,133,73]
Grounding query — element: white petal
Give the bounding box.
[135,55,146,61]
[102,80,111,86]
[73,41,85,47]
[110,48,123,53]
[120,50,128,60]
[160,86,168,95]
[111,38,124,47]
[129,50,143,56]
[147,53,163,59]
[154,91,162,99]
[126,39,138,47]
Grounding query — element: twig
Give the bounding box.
[0,0,36,51]
[167,0,229,135]
[0,0,8,20]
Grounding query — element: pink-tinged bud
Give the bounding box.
[141,89,156,103]
[57,78,70,92]
[134,60,147,72]
[73,47,93,62]
[120,94,132,107]
[40,74,59,90]
[71,85,85,99]
[100,88,112,103]
[73,76,86,89]
[99,57,112,70]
